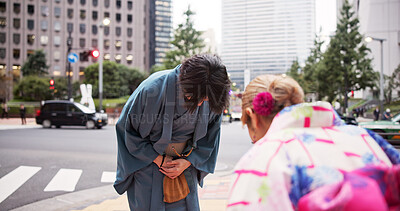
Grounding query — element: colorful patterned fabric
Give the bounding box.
[227,101,400,210]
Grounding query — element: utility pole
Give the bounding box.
[66,32,72,100]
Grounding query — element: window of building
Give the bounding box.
[0,32,5,43]
[54,21,61,32]
[104,53,110,60]
[115,54,122,63]
[104,39,110,49]
[92,11,97,20]
[13,18,20,29]
[41,6,49,16]
[54,51,60,60]
[92,0,98,7]
[92,25,97,34]
[54,7,61,17]
[79,38,85,48]
[116,0,121,9]
[13,34,20,44]
[40,35,48,45]
[0,2,5,13]
[27,49,34,57]
[127,41,132,50]
[116,27,121,36]
[13,3,21,14]
[126,54,133,63]
[127,28,132,37]
[68,0,73,4]
[27,20,34,30]
[115,40,122,50]
[27,34,35,45]
[41,20,48,31]
[104,26,109,36]
[116,13,121,22]
[127,1,132,10]
[79,24,85,34]
[27,5,34,15]
[55,0,61,3]
[0,17,6,28]
[67,9,73,19]
[127,14,132,23]
[104,12,110,18]
[67,23,73,33]
[0,49,5,59]
[54,36,60,46]
[104,0,109,8]
[80,0,86,6]
[13,49,20,59]
[91,39,97,48]
[80,10,86,19]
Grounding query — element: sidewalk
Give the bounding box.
[71,173,231,211]
[0,118,41,130]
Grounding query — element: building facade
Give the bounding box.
[149,0,172,67]
[221,0,316,90]
[0,0,153,101]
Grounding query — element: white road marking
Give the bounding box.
[44,168,82,192]
[101,171,116,183]
[0,166,41,203]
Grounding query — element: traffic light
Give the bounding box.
[80,51,90,61]
[49,79,55,90]
[80,50,100,61]
[91,49,100,58]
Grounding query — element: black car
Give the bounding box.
[36,100,108,129]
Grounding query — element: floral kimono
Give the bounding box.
[227,101,400,210]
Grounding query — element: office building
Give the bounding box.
[0,0,152,101]
[221,0,316,90]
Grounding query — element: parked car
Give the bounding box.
[339,114,358,126]
[359,112,400,140]
[36,100,108,129]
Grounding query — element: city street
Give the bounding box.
[0,121,252,210]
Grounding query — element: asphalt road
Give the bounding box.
[0,121,252,210]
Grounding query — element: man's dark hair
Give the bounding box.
[179,54,231,114]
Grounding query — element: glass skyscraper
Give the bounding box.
[221,0,316,90]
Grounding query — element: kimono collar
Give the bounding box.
[265,101,344,138]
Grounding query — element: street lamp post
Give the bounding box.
[365,36,386,120]
[98,18,110,112]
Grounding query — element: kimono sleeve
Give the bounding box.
[186,114,222,176]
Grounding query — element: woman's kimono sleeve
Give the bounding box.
[114,85,164,194]
[186,114,222,184]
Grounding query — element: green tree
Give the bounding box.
[13,76,53,101]
[83,61,146,98]
[303,37,324,95]
[21,50,49,76]
[163,6,205,69]
[316,0,377,112]
[385,64,400,103]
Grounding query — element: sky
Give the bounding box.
[172,0,337,44]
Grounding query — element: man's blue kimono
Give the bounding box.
[114,65,222,210]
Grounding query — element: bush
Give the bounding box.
[13,76,53,101]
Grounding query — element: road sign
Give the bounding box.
[67,53,79,63]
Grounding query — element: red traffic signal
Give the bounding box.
[49,79,55,90]
[91,49,100,58]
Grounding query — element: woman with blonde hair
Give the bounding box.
[227,74,400,210]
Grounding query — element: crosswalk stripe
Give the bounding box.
[44,168,82,192]
[0,166,41,203]
[101,171,116,183]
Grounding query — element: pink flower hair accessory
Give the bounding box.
[252,92,275,116]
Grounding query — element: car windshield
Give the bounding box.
[74,102,95,113]
[392,113,400,122]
